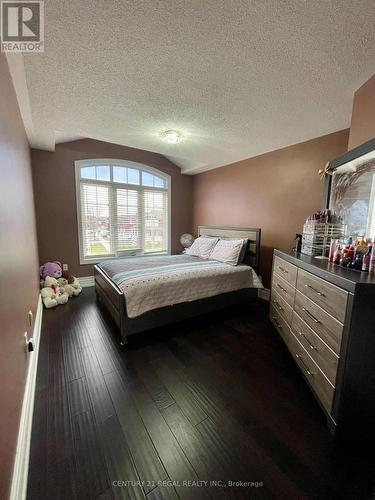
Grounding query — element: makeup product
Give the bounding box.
[352,252,363,270]
[369,244,375,272]
[362,245,372,272]
[333,244,342,265]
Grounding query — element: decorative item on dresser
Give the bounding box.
[270,249,375,444]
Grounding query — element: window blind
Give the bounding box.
[76,162,170,263]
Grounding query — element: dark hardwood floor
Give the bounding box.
[27,288,375,500]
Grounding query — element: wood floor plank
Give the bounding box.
[146,482,179,500]
[151,359,207,426]
[128,354,175,411]
[47,329,74,464]
[72,410,110,499]
[63,328,85,381]
[96,489,115,500]
[162,404,229,500]
[68,377,92,417]
[99,415,146,500]
[104,371,168,493]
[92,337,118,375]
[80,344,116,423]
[46,456,80,500]
[26,388,48,500]
[128,378,209,500]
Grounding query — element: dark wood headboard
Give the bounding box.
[198,225,261,270]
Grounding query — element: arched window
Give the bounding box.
[75,159,171,263]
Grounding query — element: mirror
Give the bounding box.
[329,159,375,239]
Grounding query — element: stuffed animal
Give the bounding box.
[70,276,82,296]
[57,277,75,297]
[40,261,63,287]
[62,271,82,296]
[41,276,69,308]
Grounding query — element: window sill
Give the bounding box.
[80,251,170,265]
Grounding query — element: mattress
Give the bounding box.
[98,254,262,318]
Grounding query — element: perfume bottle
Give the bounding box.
[352,251,363,270]
[340,249,350,267]
[362,245,372,272]
[369,244,375,272]
[328,240,337,263]
[333,244,342,265]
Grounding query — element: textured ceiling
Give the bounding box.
[11,0,375,174]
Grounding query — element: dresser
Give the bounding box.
[270,249,375,442]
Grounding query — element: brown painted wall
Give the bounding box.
[31,140,193,277]
[348,74,375,150]
[0,54,40,498]
[192,130,349,287]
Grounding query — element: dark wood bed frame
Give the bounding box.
[94,226,261,345]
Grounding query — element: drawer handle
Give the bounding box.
[273,299,284,311]
[302,307,320,324]
[295,354,315,376]
[279,266,289,274]
[272,316,283,329]
[276,283,287,293]
[305,284,325,297]
[298,331,318,351]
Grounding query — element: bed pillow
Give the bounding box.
[185,236,218,259]
[209,238,244,266]
[202,235,248,264]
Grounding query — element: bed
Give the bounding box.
[94,226,262,345]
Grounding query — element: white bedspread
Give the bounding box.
[99,255,263,318]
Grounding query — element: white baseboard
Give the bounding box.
[10,294,43,500]
[258,288,270,301]
[78,275,95,287]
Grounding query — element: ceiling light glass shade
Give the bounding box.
[163,130,181,144]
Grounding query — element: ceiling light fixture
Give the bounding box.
[163,130,181,144]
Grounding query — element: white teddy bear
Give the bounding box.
[57,277,75,297]
[60,274,82,296]
[70,276,82,296]
[41,276,69,308]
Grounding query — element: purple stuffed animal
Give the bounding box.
[40,261,63,280]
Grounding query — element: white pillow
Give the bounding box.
[209,238,244,266]
[185,236,218,259]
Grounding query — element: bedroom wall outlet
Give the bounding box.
[63,263,68,271]
[24,332,35,353]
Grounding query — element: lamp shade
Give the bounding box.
[180,233,194,248]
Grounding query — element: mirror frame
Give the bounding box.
[322,137,375,211]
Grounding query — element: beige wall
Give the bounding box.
[192,130,349,287]
[31,140,193,277]
[0,54,40,498]
[348,73,375,150]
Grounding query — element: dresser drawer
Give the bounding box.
[291,312,339,386]
[294,290,343,355]
[271,273,296,308]
[297,269,348,323]
[273,256,298,287]
[270,290,293,325]
[270,305,293,348]
[288,330,335,414]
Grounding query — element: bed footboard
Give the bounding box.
[94,266,128,345]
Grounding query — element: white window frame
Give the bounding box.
[75,159,171,264]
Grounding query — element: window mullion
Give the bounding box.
[140,188,145,252]
[109,185,117,256]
